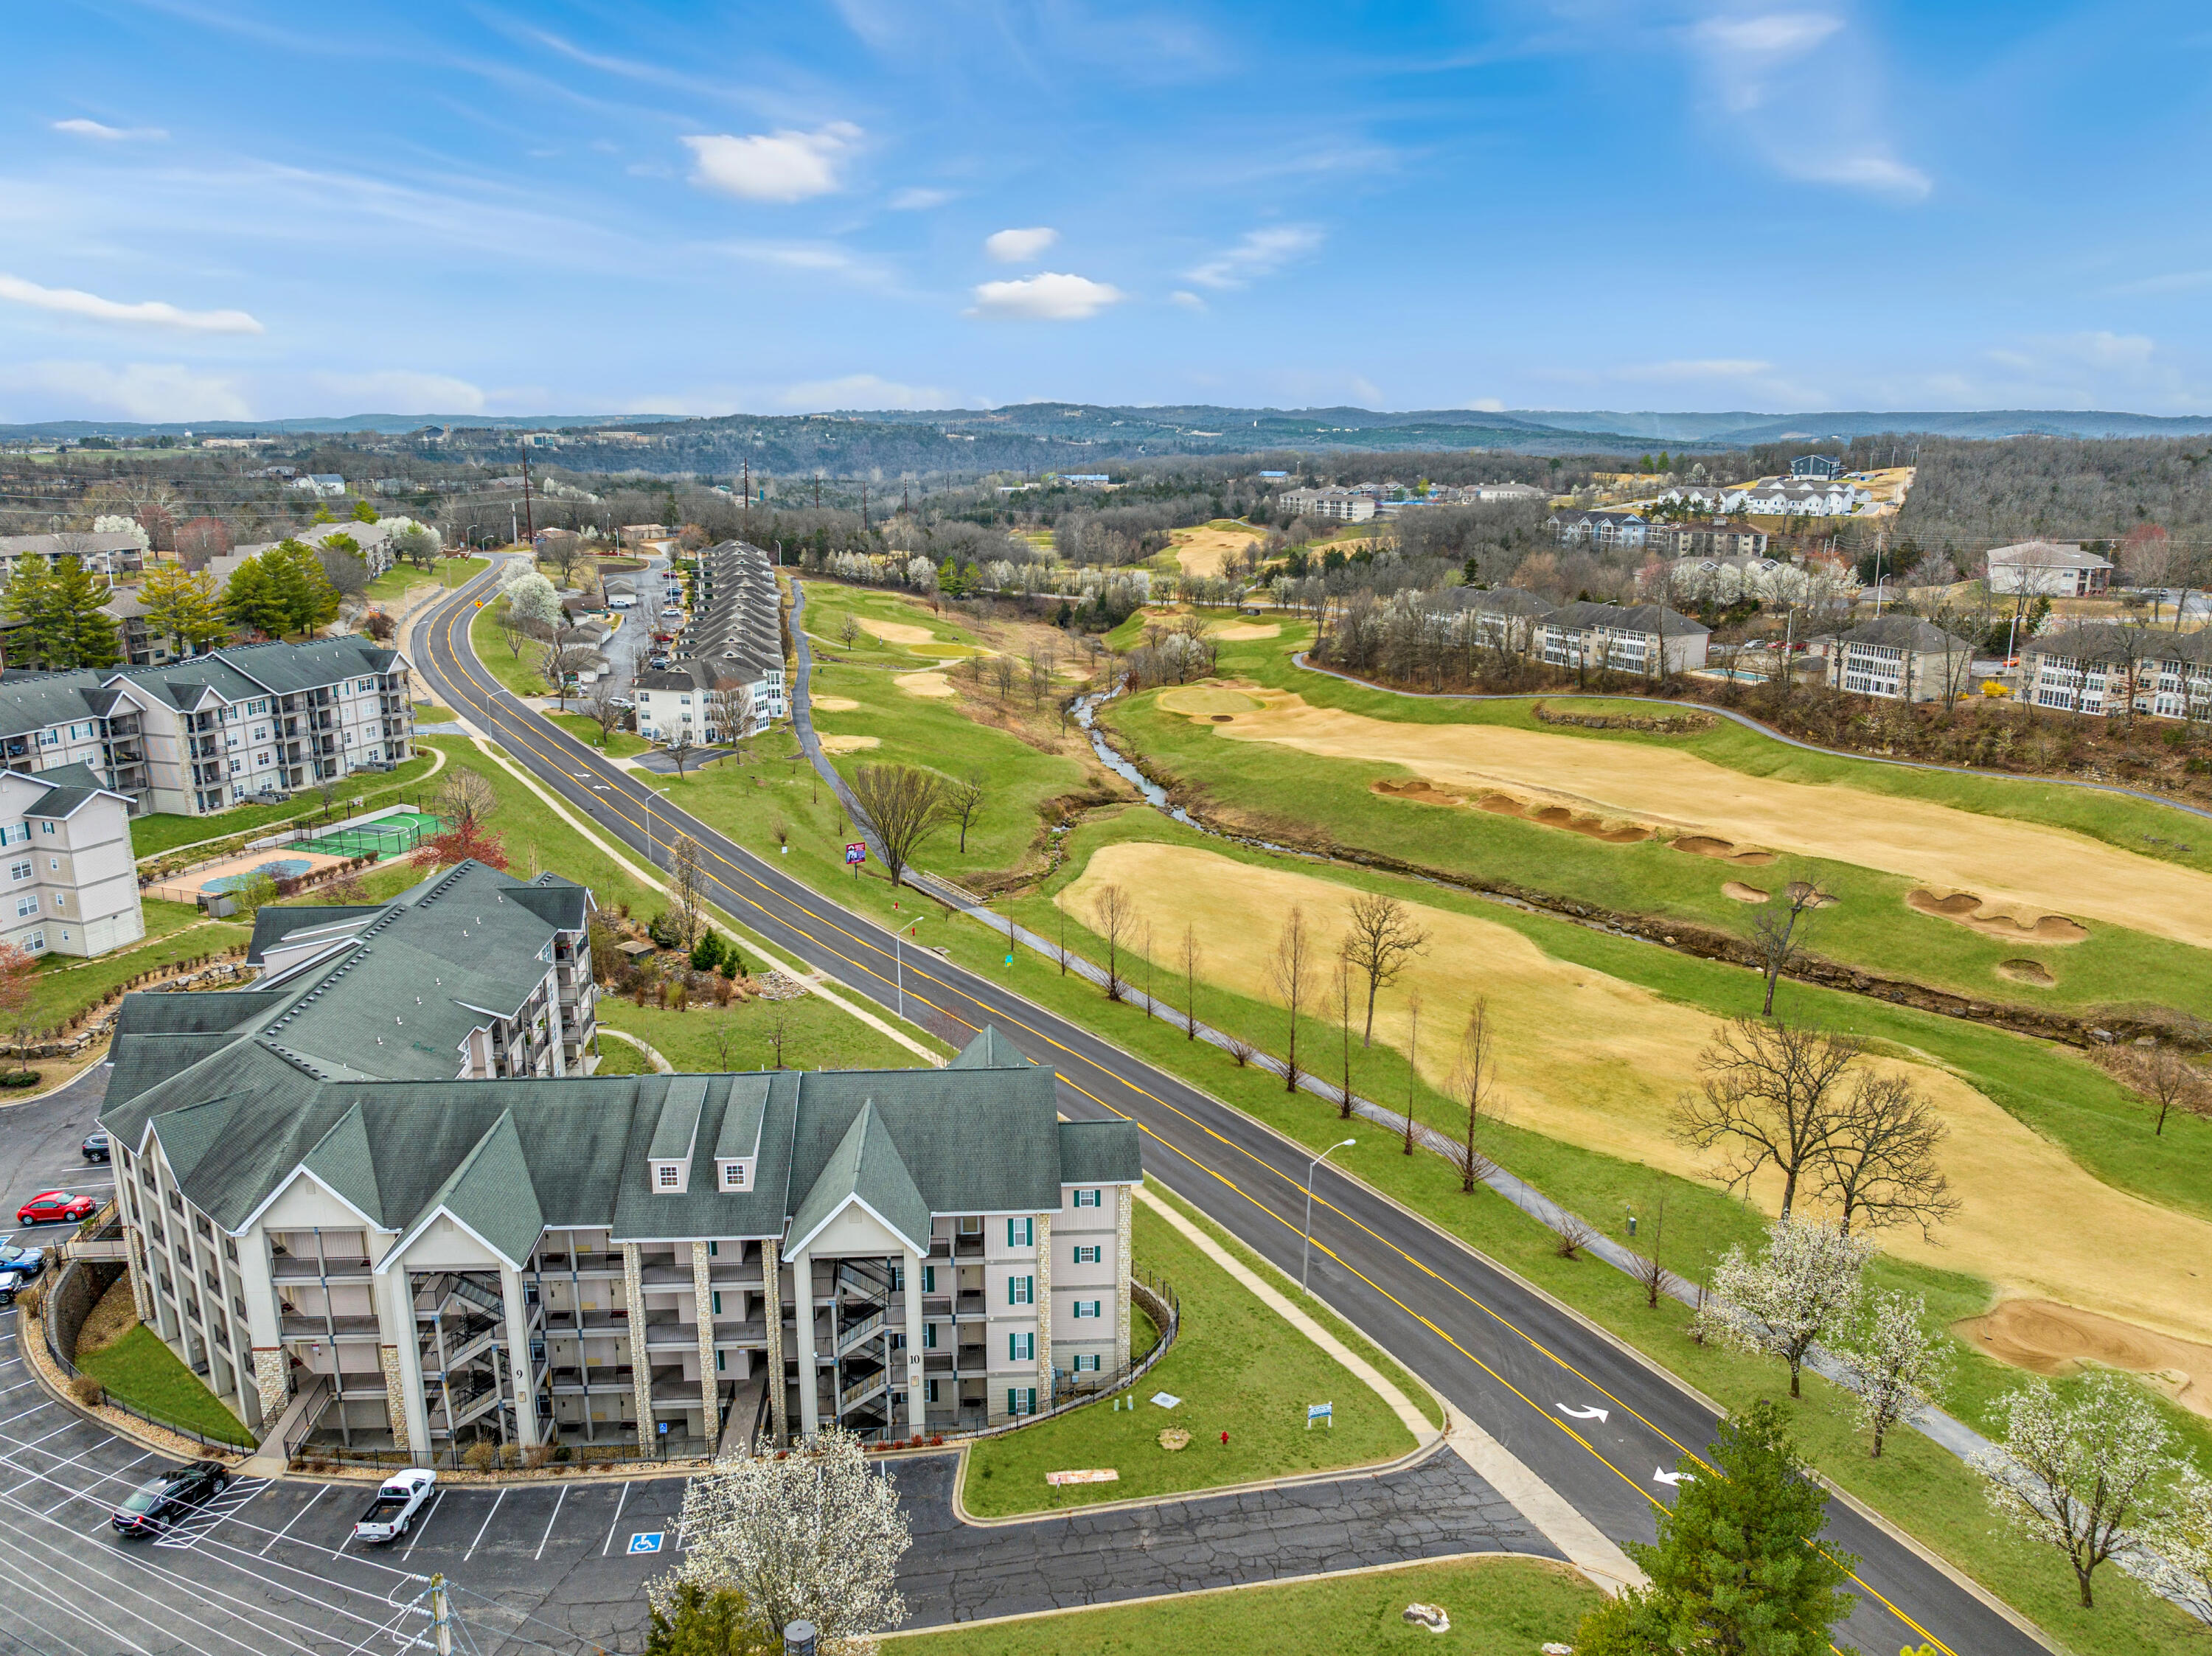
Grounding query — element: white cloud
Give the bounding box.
[0,273,263,335]
[311,370,487,413]
[52,117,167,142]
[888,187,954,210]
[2064,330,2155,369]
[1186,225,1324,290]
[1793,152,1930,200]
[984,226,1058,263]
[682,122,862,203]
[1,360,251,422]
[1620,357,1776,380]
[967,272,1125,321]
[1695,13,1843,57]
[1464,397,1506,412]
[2111,268,2212,297]
[1169,290,1206,311]
[779,373,953,410]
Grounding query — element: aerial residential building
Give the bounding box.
[288,474,348,498]
[0,762,145,958]
[1651,481,1747,515]
[1824,616,1978,703]
[2019,624,2212,717]
[1429,585,1555,655]
[101,872,1139,1452]
[1790,455,1846,480]
[1537,600,1708,674]
[636,540,786,747]
[1548,509,1649,550]
[232,520,407,580]
[1279,487,1377,523]
[1641,523,1770,559]
[0,529,149,580]
[1986,540,2112,596]
[1736,479,1868,518]
[0,636,414,815]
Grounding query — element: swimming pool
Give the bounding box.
[202,857,313,894]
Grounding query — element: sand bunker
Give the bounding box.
[817,734,880,754]
[1170,525,1259,577]
[858,616,938,646]
[1671,835,1776,866]
[1208,621,1280,641]
[1057,841,2212,1351]
[1187,686,2212,950]
[1958,1299,2212,1416]
[1723,881,1770,903]
[893,671,956,698]
[1907,889,2089,944]
[1378,780,1651,842]
[810,695,862,712]
[1371,779,1466,808]
[1158,686,1264,718]
[1996,959,2056,987]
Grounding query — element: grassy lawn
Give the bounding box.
[77,1323,254,1446]
[591,1034,656,1074]
[797,580,986,669]
[364,555,488,604]
[470,599,555,697]
[888,1556,1601,1655]
[1106,639,2212,1024]
[128,751,440,860]
[740,799,2208,1654]
[416,737,661,915]
[548,709,652,757]
[27,910,252,1029]
[597,989,945,1073]
[960,1192,1419,1517]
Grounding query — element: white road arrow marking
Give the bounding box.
[1556,1404,1609,1423]
[1654,1468,1694,1486]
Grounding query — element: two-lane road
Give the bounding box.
[411,562,2036,1656]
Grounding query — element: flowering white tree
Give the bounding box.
[91,515,153,553]
[2149,1464,2212,1621]
[1975,1372,2179,1609]
[504,571,566,629]
[904,555,936,592]
[386,517,442,568]
[1694,1216,1875,1398]
[654,1429,910,1653]
[1828,1289,1950,1458]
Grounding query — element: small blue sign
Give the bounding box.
[627,1532,665,1555]
[1307,1402,1333,1429]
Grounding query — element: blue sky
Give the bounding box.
[7,0,2211,422]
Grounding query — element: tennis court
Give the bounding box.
[293,811,445,859]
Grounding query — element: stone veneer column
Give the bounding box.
[622,1244,654,1450]
[125,1227,152,1323]
[1032,1214,1052,1409]
[760,1240,786,1446]
[254,1349,288,1422]
[1115,1185,1135,1371]
[692,1245,718,1447]
[380,1345,410,1453]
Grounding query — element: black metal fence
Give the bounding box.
[39,1254,257,1453]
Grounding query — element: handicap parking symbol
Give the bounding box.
[627,1532,665,1555]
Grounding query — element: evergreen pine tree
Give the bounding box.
[3,556,62,668]
[53,557,119,668]
[142,562,227,656]
[1572,1400,1857,1655]
[269,539,339,635]
[223,554,291,638]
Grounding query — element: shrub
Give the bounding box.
[553,1443,573,1463]
[16,1282,43,1318]
[522,1443,554,1469]
[68,1374,105,1408]
[462,1440,497,1472]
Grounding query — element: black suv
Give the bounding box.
[112,1462,229,1537]
[81,1130,109,1163]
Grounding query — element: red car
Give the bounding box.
[15,1191,96,1226]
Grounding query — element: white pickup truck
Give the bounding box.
[352,1469,437,1542]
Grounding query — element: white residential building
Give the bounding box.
[1824,616,1979,703]
[1986,540,2112,596]
[1279,487,1377,523]
[0,763,145,957]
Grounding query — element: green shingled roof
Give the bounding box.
[946,1026,1034,1069]
[787,1101,932,1256]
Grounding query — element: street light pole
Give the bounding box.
[1301,1139,1357,1293]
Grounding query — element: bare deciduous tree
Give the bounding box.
[1401,989,1422,1153]
[666,729,696,776]
[669,834,706,948]
[1446,998,1499,1193]
[1093,883,1136,1001]
[434,767,497,831]
[1271,907,1316,1092]
[1630,1189,1669,1309]
[988,653,1019,701]
[1333,947,1355,1119]
[588,681,627,748]
[1342,891,1430,1046]
[939,770,987,854]
[1674,1019,1863,1220]
[765,1003,790,1070]
[1749,873,1833,1017]
[847,764,947,890]
[1180,923,1202,1040]
[2106,1044,2205,1135]
[1820,1072,1959,1239]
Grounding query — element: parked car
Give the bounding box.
[82,1130,110,1163]
[0,1269,25,1306]
[15,1191,97,1226]
[0,1242,45,1280]
[111,1461,229,1537]
[352,1469,437,1542]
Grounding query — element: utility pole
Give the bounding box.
[742,458,750,511]
[431,1573,454,1656]
[521,447,535,547]
[862,484,869,532]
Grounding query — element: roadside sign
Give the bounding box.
[844,843,866,865]
[627,1532,664,1555]
[1307,1402,1333,1429]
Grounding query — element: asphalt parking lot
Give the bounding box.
[0,1065,115,1253]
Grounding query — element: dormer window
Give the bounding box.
[653,1160,686,1192]
[718,1158,752,1192]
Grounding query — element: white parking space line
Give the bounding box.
[156,1478,271,1550]
[260,1483,328,1555]
[600,1481,630,1555]
[0,1550,133,1656]
[43,1447,155,1513]
[0,1377,41,1396]
[397,1486,444,1561]
[464,1488,504,1560]
[533,1485,567,1560]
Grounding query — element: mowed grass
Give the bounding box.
[26,907,251,1029]
[128,752,439,859]
[798,581,984,668]
[1108,655,2212,1022]
[364,555,488,603]
[470,599,554,697]
[78,1324,253,1446]
[597,990,943,1073]
[960,1194,1419,1517]
[888,1556,1601,1656]
[414,738,661,916]
[546,710,652,756]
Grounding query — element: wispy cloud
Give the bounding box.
[0,359,251,422]
[683,122,863,203]
[968,272,1124,320]
[984,226,1057,263]
[1186,225,1324,290]
[779,372,953,409]
[52,117,169,142]
[888,187,954,210]
[1169,290,1206,311]
[311,369,487,412]
[0,273,262,334]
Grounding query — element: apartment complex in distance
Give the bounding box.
[0,636,414,815]
[0,762,145,957]
[634,540,786,748]
[102,863,1139,1453]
